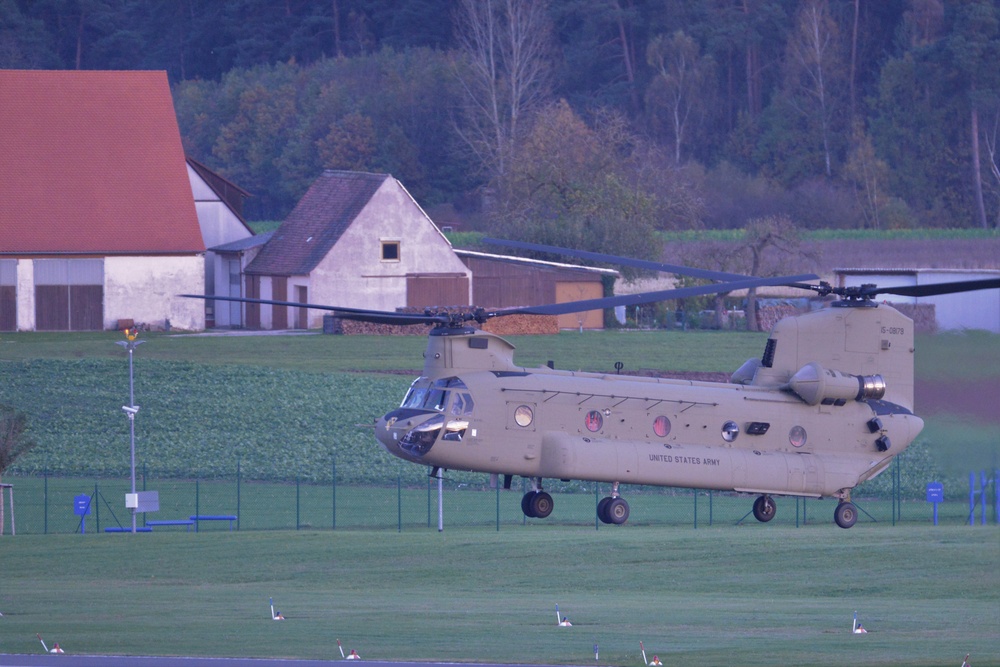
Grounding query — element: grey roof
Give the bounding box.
[209,231,273,253]
[245,171,388,276]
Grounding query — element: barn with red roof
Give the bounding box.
[0,70,251,331]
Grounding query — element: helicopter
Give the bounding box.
[185,241,1000,529]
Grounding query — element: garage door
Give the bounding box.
[34,259,104,331]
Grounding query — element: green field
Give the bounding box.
[1,329,998,664]
[1,526,997,665]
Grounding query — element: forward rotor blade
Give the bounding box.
[482,237,819,288]
[179,294,449,325]
[863,278,1000,299]
[491,274,820,317]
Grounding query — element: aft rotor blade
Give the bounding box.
[482,237,819,288]
[179,294,449,325]
[864,278,1000,299]
[490,274,820,317]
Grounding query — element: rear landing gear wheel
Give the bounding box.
[834,501,857,529]
[522,491,553,519]
[752,495,776,523]
[598,496,630,525]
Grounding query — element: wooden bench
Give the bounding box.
[146,519,195,531]
[190,515,237,530]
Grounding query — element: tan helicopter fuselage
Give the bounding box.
[375,303,924,501]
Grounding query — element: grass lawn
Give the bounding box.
[0,526,997,665]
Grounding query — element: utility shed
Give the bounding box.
[836,269,1000,332]
[242,171,471,329]
[455,249,617,330]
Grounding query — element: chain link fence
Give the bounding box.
[2,456,996,535]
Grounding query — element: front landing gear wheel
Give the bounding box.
[522,491,553,519]
[834,501,857,529]
[752,494,776,523]
[598,497,630,525]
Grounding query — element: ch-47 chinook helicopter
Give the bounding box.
[186,242,999,529]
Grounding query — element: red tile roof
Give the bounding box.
[0,70,205,255]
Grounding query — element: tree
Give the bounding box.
[844,120,889,229]
[452,0,555,180]
[490,100,661,275]
[0,404,36,535]
[784,0,842,178]
[740,215,804,331]
[645,30,714,165]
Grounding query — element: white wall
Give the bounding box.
[306,178,471,328]
[104,256,205,331]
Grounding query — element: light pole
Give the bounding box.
[116,328,144,533]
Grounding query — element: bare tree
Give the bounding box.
[0,405,36,535]
[845,120,889,229]
[453,0,554,180]
[786,0,841,178]
[646,30,713,165]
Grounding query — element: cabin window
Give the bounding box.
[585,410,603,432]
[789,425,807,447]
[653,415,671,437]
[514,405,533,427]
[722,420,740,442]
[381,240,400,261]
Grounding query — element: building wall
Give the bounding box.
[305,178,471,329]
[104,255,205,331]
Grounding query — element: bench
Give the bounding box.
[190,515,237,530]
[104,526,152,532]
[146,519,195,531]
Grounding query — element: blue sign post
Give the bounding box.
[926,482,944,525]
[74,494,92,533]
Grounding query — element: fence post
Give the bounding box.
[236,456,241,532]
[94,482,100,532]
[397,473,402,533]
[331,459,336,531]
[195,479,200,532]
[496,481,500,532]
[693,490,698,529]
[43,468,48,535]
[296,477,301,530]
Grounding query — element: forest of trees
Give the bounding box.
[3,0,999,261]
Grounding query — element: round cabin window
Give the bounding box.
[722,420,740,442]
[585,410,603,432]
[514,405,533,427]
[653,415,671,437]
[789,425,807,447]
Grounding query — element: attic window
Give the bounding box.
[381,240,400,262]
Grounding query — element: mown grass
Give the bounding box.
[0,526,996,665]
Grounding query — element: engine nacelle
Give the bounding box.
[787,362,886,406]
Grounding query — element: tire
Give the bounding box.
[752,495,776,523]
[521,492,536,518]
[597,496,613,524]
[530,491,554,519]
[834,502,857,529]
[605,497,630,525]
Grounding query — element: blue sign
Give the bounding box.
[926,482,944,503]
[73,494,92,516]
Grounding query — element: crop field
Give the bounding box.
[1,329,997,489]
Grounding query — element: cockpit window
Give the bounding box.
[401,377,472,415]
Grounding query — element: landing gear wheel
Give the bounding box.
[834,501,857,529]
[603,497,630,525]
[529,491,554,518]
[597,496,613,524]
[752,495,776,523]
[521,491,536,518]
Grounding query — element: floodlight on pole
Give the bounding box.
[115,327,145,534]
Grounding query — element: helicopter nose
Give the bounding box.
[376,408,443,460]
